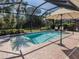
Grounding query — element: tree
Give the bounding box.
[9,14,17,29]
[0,19,6,29]
[26,7,41,15]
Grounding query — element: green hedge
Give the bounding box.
[0,29,25,36]
[63,23,75,31]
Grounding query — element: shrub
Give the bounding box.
[63,23,75,31]
[0,29,25,36]
[11,29,17,34]
[0,31,2,35]
[16,29,25,33]
[0,30,7,35]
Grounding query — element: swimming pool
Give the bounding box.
[22,31,61,44]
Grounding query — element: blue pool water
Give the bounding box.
[22,31,61,44]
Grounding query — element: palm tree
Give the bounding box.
[0,0,16,29]
[0,18,5,29]
[9,14,17,29]
[15,1,28,29]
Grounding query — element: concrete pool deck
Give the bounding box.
[0,32,79,59]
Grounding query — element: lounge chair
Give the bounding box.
[66,44,79,59]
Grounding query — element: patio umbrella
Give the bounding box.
[46,8,79,19]
[46,8,79,45]
[45,0,79,11]
[70,0,79,8]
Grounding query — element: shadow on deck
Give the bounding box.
[63,47,79,59]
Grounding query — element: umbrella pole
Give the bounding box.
[73,19,77,34]
[60,14,63,46]
[75,19,77,31]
